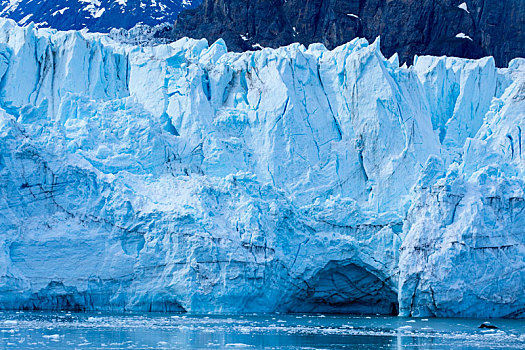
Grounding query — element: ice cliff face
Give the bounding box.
[0,18,523,317]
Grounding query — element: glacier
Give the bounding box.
[0,18,523,318]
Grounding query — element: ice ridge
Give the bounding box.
[0,19,523,317]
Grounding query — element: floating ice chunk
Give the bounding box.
[225,344,255,348]
[43,334,61,341]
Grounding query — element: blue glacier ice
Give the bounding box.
[0,18,523,318]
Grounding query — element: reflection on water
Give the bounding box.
[0,312,524,349]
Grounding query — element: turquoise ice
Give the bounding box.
[0,18,523,317]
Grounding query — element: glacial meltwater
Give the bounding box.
[0,312,524,349]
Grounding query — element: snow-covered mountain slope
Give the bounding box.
[0,0,199,32]
[0,18,523,317]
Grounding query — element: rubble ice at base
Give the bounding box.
[0,18,523,318]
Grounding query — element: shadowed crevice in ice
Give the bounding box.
[283,261,398,315]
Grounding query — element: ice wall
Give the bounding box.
[0,18,523,317]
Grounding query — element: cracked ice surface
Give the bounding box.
[0,18,523,317]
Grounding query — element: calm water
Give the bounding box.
[0,312,524,349]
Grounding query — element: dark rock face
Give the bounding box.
[170,0,525,67]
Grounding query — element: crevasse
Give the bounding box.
[0,18,523,317]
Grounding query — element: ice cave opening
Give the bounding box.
[285,261,399,315]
